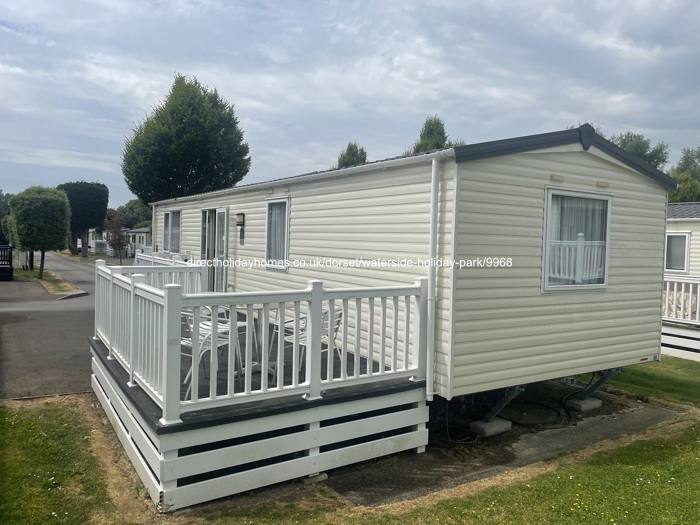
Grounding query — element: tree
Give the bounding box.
[9,186,70,279]
[1,214,18,247]
[673,146,700,181]
[335,141,367,169]
[56,181,109,256]
[116,198,151,229]
[405,114,465,156]
[669,173,700,203]
[0,190,12,245]
[122,74,251,204]
[106,213,128,265]
[609,132,669,170]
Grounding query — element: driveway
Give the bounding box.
[0,252,129,399]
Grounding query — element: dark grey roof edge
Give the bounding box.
[453,124,677,190]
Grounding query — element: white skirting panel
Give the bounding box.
[661,323,700,356]
[91,353,428,512]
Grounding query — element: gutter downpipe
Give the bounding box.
[426,149,455,402]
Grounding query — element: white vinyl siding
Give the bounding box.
[153,161,456,398]
[666,222,700,276]
[665,232,690,273]
[451,146,666,397]
[152,145,668,401]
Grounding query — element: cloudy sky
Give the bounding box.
[1,0,699,207]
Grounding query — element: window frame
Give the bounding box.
[162,210,181,254]
[665,232,690,274]
[265,198,290,271]
[542,188,612,293]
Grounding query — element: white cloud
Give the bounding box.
[0,0,698,207]
[0,146,119,173]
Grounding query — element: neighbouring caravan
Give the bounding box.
[661,203,700,354]
[666,202,700,276]
[152,124,674,401]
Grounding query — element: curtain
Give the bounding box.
[171,212,181,253]
[551,195,607,242]
[548,194,608,286]
[163,213,170,252]
[267,202,287,263]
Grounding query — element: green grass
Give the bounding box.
[197,425,700,525]
[13,267,77,293]
[195,357,700,525]
[0,401,110,525]
[608,356,700,406]
[3,357,700,524]
[352,425,700,525]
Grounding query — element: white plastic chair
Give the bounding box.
[181,306,247,399]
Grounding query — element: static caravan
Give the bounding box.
[152,124,673,400]
[662,203,700,351]
[665,202,700,276]
[91,124,674,511]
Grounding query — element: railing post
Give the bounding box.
[198,262,207,294]
[160,284,183,425]
[304,280,324,401]
[413,277,429,386]
[128,274,146,387]
[106,266,121,359]
[95,260,106,340]
[574,233,585,284]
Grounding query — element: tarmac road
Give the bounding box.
[0,252,124,399]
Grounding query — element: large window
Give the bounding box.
[163,210,181,253]
[266,199,289,269]
[543,190,611,291]
[665,233,690,273]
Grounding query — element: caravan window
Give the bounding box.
[266,199,289,269]
[665,233,690,273]
[163,211,181,254]
[543,189,611,291]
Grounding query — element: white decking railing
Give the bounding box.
[94,260,428,424]
[663,275,700,326]
[549,235,605,283]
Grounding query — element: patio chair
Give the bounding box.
[181,306,247,399]
[272,307,343,371]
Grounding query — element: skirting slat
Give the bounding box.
[92,349,429,513]
[162,430,428,512]
[160,387,426,450]
[91,359,162,475]
[164,406,428,481]
[91,373,161,504]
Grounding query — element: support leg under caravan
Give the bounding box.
[565,368,621,413]
[469,385,525,437]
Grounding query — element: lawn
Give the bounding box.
[13,267,79,294]
[2,357,699,524]
[0,399,110,525]
[609,357,700,406]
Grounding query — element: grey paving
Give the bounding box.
[0,252,98,398]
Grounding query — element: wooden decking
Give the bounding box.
[91,335,428,511]
[91,261,430,511]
